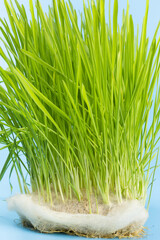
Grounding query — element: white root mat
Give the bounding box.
[7,194,148,237]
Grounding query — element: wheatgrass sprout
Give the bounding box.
[0,0,160,237]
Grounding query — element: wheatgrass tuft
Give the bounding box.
[0,0,160,236]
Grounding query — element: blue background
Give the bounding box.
[0,0,160,239]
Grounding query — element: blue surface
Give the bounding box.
[0,0,160,239]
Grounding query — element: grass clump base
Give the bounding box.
[22,221,146,239]
[8,194,148,238]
